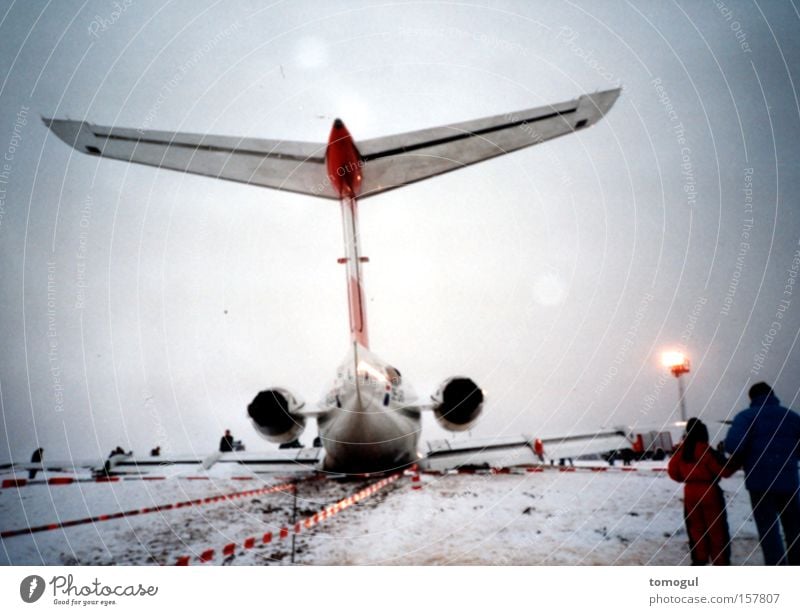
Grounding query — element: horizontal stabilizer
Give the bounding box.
[44,118,336,198]
[43,88,619,200]
[357,88,620,197]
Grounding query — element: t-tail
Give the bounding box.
[44,88,620,355]
[326,119,370,350]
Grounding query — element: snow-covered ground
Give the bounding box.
[0,463,764,565]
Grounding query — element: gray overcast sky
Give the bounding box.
[1,0,799,462]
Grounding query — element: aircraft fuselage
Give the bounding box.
[313,120,423,472]
[318,345,421,472]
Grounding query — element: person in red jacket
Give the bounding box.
[668,418,740,565]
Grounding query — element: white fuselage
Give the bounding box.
[317,344,421,472]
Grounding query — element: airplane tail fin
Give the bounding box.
[43,89,620,201]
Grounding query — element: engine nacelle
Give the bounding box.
[432,377,484,431]
[247,388,306,443]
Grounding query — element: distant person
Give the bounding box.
[621,448,634,466]
[150,446,161,457]
[28,447,44,479]
[668,418,739,565]
[219,429,235,453]
[725,382,800,565]
[103,446,131,474]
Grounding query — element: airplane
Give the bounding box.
[27,87,626,476]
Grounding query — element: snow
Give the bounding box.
[0,463,763,565]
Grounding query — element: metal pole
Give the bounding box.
[290,480,297,564]
[676,374,688,422]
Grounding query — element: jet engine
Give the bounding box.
[432,377,484,431]
[247,388,306,443]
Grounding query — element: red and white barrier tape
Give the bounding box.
[525,465,667,474]
[172,473,401,565]
[420,465,667,476]
[1,475,263,489]
[0,482,293,539]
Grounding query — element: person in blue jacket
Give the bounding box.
[725,382,800,565]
